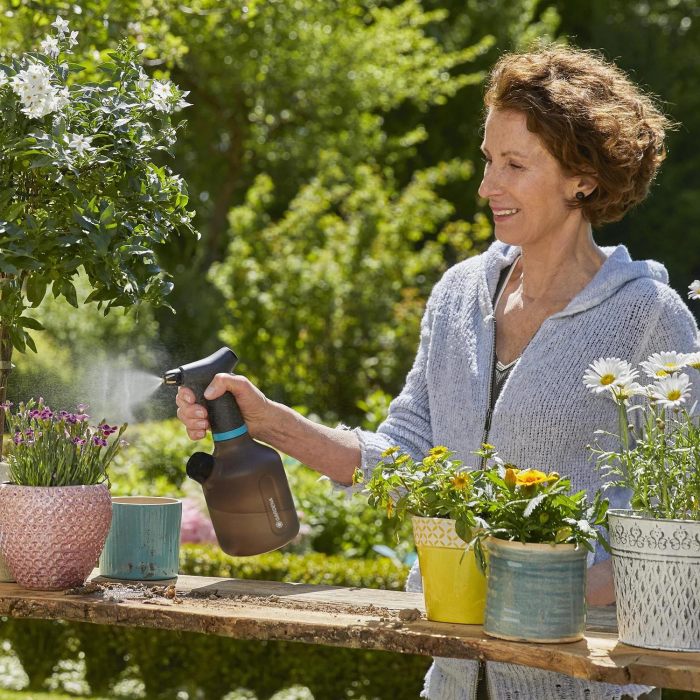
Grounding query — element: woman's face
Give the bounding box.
[478,109,592,246]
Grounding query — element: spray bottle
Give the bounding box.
[163,347,299,556]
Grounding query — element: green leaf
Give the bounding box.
[0,188,16,210]
[17,316,44,331]
[25,275,48,307]
[3,202,26,221]
[8,326,26,354]
[61,279,79,308]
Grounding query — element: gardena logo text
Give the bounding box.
[269,497,284,529]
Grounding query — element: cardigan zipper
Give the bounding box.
[474,659,484,700]
[480,317,497,470]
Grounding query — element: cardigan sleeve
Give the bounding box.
[630,284,700,432]
[320,276,444,497]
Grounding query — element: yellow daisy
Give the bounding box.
[381,446,400,458]
[450,473,470,491]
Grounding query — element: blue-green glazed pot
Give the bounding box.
[483,538,587,643]
[99,496,182,581]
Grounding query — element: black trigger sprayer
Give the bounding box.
[163,347,299,556]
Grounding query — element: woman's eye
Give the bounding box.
[481,156,490,165]
[509,163,522,169]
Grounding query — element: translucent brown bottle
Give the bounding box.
[164,348,299,556]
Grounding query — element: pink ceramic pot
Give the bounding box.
[0,483,112,590]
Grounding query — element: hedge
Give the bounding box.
[0,545,431,699]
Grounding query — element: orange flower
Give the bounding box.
[515,469,549,486]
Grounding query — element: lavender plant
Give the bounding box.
[0,19,196,451]
[2,398,127,487]
[585,286,700,520]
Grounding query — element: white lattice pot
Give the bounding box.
[609,509,700,651]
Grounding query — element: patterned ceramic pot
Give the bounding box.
[483,538,587,643]
[0,483,112,590]
[412,516,487,624]
[0,463,15,582]
[609,509,700,651]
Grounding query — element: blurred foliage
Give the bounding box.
[179,542,409,587]
[536,0,700,295]
[211,156,491,422]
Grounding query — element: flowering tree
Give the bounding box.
[0,19,196,454]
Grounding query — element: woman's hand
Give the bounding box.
[175,373,273,441]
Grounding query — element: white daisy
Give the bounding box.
[640,351,689,378]
[67,31,79,48]
[583,358,638,394]
[685,352,700,372]
[649,373,692,409]
[608,377,646,406]
[688,281,700,300]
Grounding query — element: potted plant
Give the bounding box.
[586,328,700,651]
[0,398,126,590]
[471,445,610,644]
[0,20,196,457]
[353,445,489,624]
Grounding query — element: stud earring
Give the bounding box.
[575,191,585,200]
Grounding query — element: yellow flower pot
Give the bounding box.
[412,515,487,624]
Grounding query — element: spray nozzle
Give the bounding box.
[163,347,245,437]
[162,368,183,386]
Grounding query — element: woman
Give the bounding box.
[176,44,697,700]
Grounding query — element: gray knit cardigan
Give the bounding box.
[327,240,700,700]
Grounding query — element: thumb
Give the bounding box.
[203,373,241,400]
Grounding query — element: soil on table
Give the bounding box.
[62,581,424,624]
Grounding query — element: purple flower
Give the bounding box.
[75,413,90,421]
[92,436,108,447]
[0,401,12,410]
[72,437,86,446]
[40,409,54,420]
[76,404,89,412]
[119,439,129,447]
[66,414,78,424]
[13,435,23,445]
[29,410,40,419]
[59,411,69,417]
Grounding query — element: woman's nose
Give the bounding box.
[478,166,503,199]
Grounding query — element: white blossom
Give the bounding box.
[688,280,700,300]
[0,72,7,88]
[66,133,94,156]
[11,63,66,119]
[136,71,150,91]
[640,351,689,378]
[67,31,79,48]
[151,80,172,99]
[40,35,60,59]
[51,16,70,35]
[583,358,638,394]
[649,373,693,409]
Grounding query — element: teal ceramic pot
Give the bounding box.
[483,538,587,643]
[99,496,182,580]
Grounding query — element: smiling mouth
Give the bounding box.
[492,209,520,220]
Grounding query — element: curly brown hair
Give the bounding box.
[483,42,677,228]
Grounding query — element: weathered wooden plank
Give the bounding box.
[0,571,697,692]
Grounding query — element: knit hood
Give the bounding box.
[477,239,669,319]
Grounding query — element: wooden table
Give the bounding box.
[0,571,698,693]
